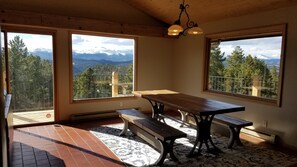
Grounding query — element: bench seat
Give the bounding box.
[117,109,187,166]
[213,114,253,148]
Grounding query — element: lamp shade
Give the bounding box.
[168,31,180,36]
[168,24,184,33]
[187,26,203,35]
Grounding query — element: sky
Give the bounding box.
[219,36,282,59]
[6,32,134,55]
[72,34,134,55]
[5,32,281,59]
[7,33,53,52]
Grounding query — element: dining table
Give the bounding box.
[133,89,245,157]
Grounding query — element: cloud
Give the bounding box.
[72,35,86,44]
[219,36,282,59]
[72,34,134,55]
[103,38,134,46]
[7,33,134,55]
[8,33,53,52]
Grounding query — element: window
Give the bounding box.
[70,33,136,101]
[204,25,286,106]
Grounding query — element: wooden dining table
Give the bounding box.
[133,89,245,157]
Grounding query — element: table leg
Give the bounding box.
[148,100,164,120]
[187,113,219,157]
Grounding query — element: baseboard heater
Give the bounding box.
[70,110,118,122]
[241,127,277,144]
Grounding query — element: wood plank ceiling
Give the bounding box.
[1,0,297,37]
[125,0,297,26]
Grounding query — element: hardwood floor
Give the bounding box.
[9,116,297,167]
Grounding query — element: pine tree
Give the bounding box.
[75,68,97,98]
[224,46,245,93]
[209,43,226,91]
[209,43,225,76]
[8,36,30,110]
[8,36,53,110]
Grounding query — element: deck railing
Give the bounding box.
[208,76,278,99]
[110,71,133,97]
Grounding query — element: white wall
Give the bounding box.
[55,32,174,120]
[172,6,297,148]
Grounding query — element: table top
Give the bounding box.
[133,90,245,116]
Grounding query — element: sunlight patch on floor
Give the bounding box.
[13,109,54,126]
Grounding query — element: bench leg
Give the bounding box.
[228,126,243,148]
[119,117,128,136]
[155,139,178,166]
[178,110,188,127]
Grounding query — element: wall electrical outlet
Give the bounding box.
[119,102,123,107]
[263,120,268,128]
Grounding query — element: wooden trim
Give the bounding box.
[0,25,56,35]
[203,90,278,107]
[3,31,10,93]
[203,24,287,107]
[71,96,137,104]
[205,24,286,41]
[68,31,138,104]
[277,25,287,107]
[52,31,59,122]
[0,9,167,37]
[134,37,139,91]
[68,31,73,104]
[0,25,8,167]
[202,37,211,92]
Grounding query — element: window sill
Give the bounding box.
[71,95,136,104]
[202,90,280,107]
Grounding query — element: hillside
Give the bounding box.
[72,59,132,75]
[30,50,133,75]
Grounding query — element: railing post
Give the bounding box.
[122,85,127,95]
[112,71,118,97]
[252,76,261,97]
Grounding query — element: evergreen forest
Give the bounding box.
[2,35,279,111]
[2,36,133,111]
[209,43,279,99]
[2,36,53,111]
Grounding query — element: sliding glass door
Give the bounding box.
[2,30,55,125]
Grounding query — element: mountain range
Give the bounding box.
[31,50,279,71]
[31,50,133,62]
[262,58,280,67]
[31,50,133,75]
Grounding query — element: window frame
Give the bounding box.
[203,24,286,107]
[69,31,137,103]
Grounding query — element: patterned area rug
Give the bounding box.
[90,118,297,167]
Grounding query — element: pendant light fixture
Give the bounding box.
[168,0,203,36]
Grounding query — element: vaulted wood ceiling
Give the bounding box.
[1,0,297,37]
[124,0,297,26]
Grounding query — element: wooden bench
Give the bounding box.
[213,114,253,148]
[116,109,187,166]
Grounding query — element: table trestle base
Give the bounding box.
[187,113,220,157]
